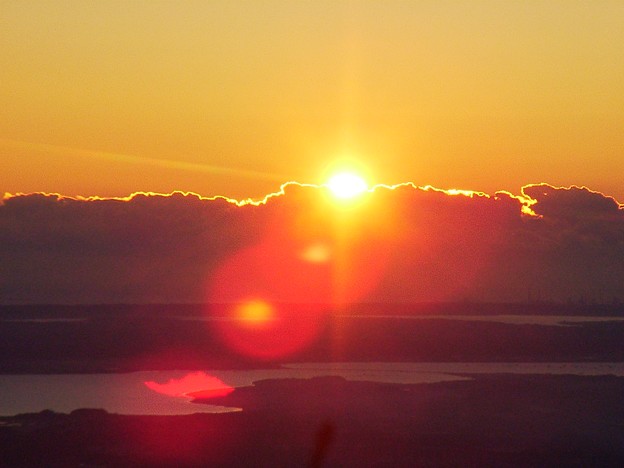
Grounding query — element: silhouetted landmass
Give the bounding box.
[2,303,624,466]
[1,303,624,373]
[2,301,623,319]
[1,375,623,466]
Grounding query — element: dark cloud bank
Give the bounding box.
[1,183,623,305]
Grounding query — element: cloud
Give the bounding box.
[522,184,623,221]
[1,183,623,305]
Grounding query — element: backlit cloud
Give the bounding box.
[1,183,623,305]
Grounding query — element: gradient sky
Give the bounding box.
[2,1,623,200]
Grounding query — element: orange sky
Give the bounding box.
[1,1,623,200]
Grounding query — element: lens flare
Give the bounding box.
[207,239,332,359]
[236,300,274,325]
[144,372,234,399]
[300,242,332,263]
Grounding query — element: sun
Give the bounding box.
[326,172,369,199]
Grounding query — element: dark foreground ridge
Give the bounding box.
[2,374,624,467]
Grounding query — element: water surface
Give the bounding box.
[2,362,624,416]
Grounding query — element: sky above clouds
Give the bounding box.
[1,1,624,199]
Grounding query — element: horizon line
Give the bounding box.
[3,181,624,214]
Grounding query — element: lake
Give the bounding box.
[2,362,624,416]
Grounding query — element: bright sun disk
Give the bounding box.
[326,172,368,199]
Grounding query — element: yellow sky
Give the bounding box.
[1,1,623,200]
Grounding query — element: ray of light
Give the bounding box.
[0,137,289,182]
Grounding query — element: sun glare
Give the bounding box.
[326,172,368,199]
